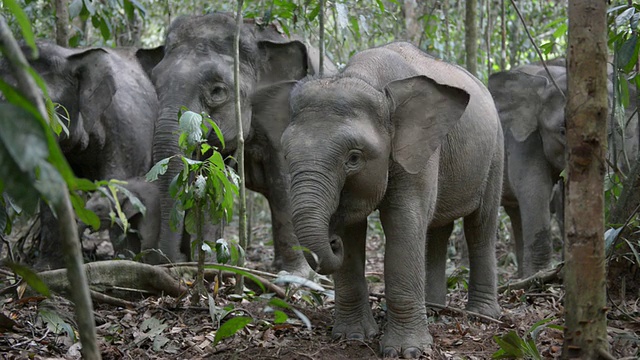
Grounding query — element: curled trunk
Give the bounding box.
[289,175,343,274]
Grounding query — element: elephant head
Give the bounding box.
[488,65,568,174]
[281,71,469,274]
[137,13,320,262]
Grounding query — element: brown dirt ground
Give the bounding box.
[0,206,639,359]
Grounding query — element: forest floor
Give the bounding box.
[0,209,639,359]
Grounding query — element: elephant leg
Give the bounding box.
[331,220,377,340]
[34,204,66,270]
[425,223,454,307]
[504,205,524,275]
[464,153,501,318]
[379,194,433,358]
[517,187,553,277]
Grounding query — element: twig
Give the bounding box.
[89,290,135,308]
[498,264,563,293]
[509,0,566,100]
[368,292,503,324]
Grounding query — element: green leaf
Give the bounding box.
[204,264,265,292]
[206,117,225,149]
[3,0,37,52]
[184,209,197,235]
[70,192,100,230]
[39,308,76,341]
[6,261,50,296]
[615,7,635,27]
[34,162,66,205]
[215,238,231,264]
[552,23,567,39]
[114,183,146,217]
[69,0,83,18]
[375,0,385,12]
[146,157,171,181]
[83,0,96,15]
[308,4,320,21]
[268,297,291,309]
[616,35,638,72]
[213,316,252,346]
[179,111,204,149]
[273,310,288,324]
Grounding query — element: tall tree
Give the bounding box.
[403,0,421,44]
[54,0,69,46]
[563,0,610,358]
[465,0,478,76]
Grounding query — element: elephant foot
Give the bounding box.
[332,307,378,341]
[466,298,501,319]
[381,319,432,359]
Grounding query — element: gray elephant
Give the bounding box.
[79,177,163,261]
[280,42,503,358]
[138,12,336,274]
[0,41,158,269]
[488,63,637,278]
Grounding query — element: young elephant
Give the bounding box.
[80,178,161,261]
[281,42,503,358]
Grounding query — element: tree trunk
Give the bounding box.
[403,0,421,44]
[54,0,69,47]
[500,0,506,70]
[465,0,478,76]
[563,1,610,358]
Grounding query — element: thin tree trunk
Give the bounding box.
[465,0,478,76]
[319,0,325,76]
[0,15,99,360]
[563,1,610,358]
[443,0,451,61]
[233,0,247,295]
[403,0,420,44]
[500,0,506,70]
[54,0,69,47]
[485,0,492,77]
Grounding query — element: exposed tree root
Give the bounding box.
[36,260,187,301]
[498,264,564,293]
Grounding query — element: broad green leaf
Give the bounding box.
[268,297,291,309]
[179,111,204,148]
[169,202,184,232]
[34,162,66,206]
[69,0,83,18]
[273,274,326,292]
[206,117,225,149]
[128,0,148,18]
[114,183,147,216]
[146,157,171,181]
[123,0,135,21]
[70,192,100,231]
[552,23,567,39]
[308,4,320,21]
[215,238,231,264]
[83,0,96,15]
[616,35,638,72]
[375,0,385,12]
[273,310,288,324]
[39,308,76,340]
[0,104,48,173]
[213,316,252,346]
[6,261,50,297]
[615,7,635,27]
[184,208,197,235]
[3,0,37,52]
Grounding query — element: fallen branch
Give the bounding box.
[368,292,503,325]
[498,264,564,293]
[89,290,135,308]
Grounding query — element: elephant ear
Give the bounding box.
[68,48,117,130]
[386,75,470,175]
[258,40,309,85]
[488,70,548,142]
[135,46,164,78]
[250,80,297,145]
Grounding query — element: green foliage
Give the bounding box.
[5,260,50,296]
[446,265,469,291]
[39,307,76,341]
[213,316,252,345]
[492,317,562,359]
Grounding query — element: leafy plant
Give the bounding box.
[492,317,563,359]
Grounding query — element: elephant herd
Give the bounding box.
[5,12,636,359]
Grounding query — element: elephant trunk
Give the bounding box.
[152,95,192,262]
[289,172,343,274]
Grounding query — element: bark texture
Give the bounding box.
[563,1,609,358]
[465,0,478,76]
[54,0,69,47]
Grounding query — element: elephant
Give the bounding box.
[138,12,336,275]
[280,42,503,358]
[488,63,638,278]
[0,41,158,269]
[79,177,164,261]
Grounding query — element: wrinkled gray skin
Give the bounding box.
[0,42,158,269]
[140,13,335,274]
[79,178,161,260]
[489,63,638,278]
[281,42,503,358]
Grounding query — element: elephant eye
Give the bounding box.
[204,83,229,107]
[345,149,364,172]
[559,127,566,136]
